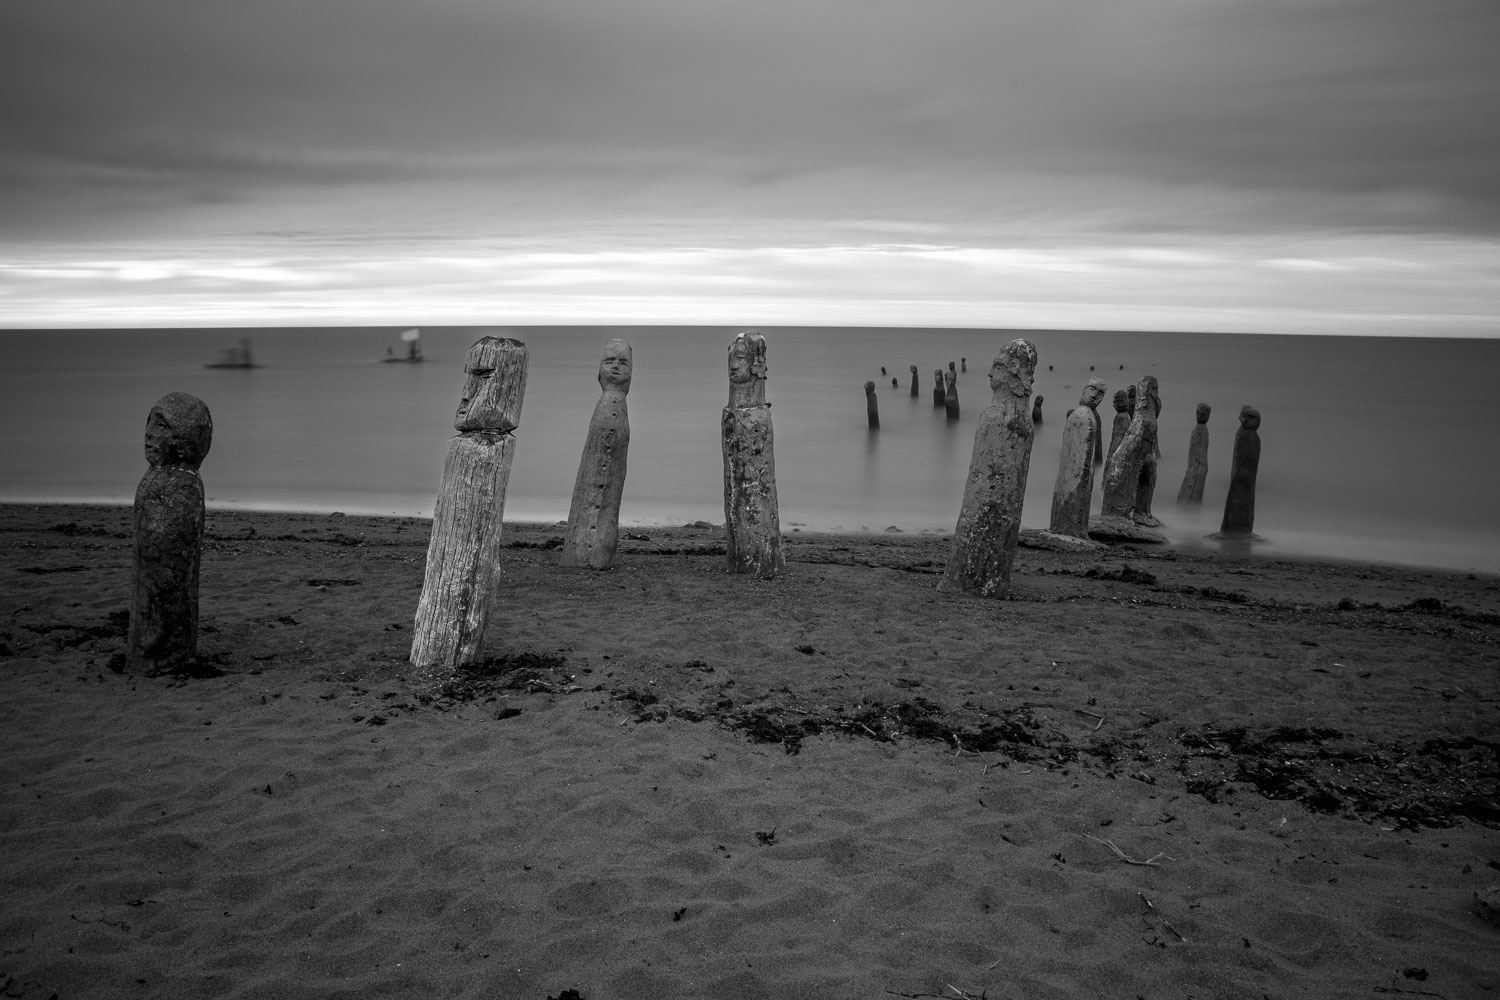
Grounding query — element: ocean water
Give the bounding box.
[1,326,1497,573]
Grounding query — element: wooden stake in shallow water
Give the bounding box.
[944,369,960,420]
[560,339,633,569]
[409,336,528,685]
[1049,378,1107,539]
[1176,402,1211,505]
[865,380,880,428]
[130,392,212,675]
[722,331,784,578]
[939,339,1038,598]
[933,369,945,407]
[1220,405,1261,534]
[909,365,919,397]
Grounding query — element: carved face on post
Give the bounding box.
[727,330,768,407]
[1135,377,1159,418]
[1080,378,1108,409]
[454,336,525,432]
[1113,389,1130,413]
[988,339,1038,399]
[1239,405,1261,430]
[144,392,212,470]
[598,339,633,392]
[1196,402,1211,424]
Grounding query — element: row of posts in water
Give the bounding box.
[126,332,1260,691]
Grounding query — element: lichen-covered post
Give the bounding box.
[938,339,1038,598]
[1101,375,1162,525]
[129,392,212,674]
[909,365,919,397]
[409,336,528,686]
[933,369,945,407]
[1220,405,1261,534]
[943,369,960,421]
[1049,378,1107,539]
[865,380,880,429]
[722,331,784,578]
[1176,402,1212,505]
[560,339,632,569]
[1106,388,1131,460]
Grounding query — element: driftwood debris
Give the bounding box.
[129,392,212,674]
[409,336,529,686]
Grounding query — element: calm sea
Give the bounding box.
[2,326,1496,573]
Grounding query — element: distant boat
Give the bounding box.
[382,328,424,363]
[205,337,258,369]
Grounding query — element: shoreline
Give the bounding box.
[3,501,1498,998]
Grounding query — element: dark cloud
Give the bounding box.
[2,0,1499,240]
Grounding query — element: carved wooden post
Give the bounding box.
[560,339,632,569]
[961,357,967,372]
[1106,389,1131,460]
[933,369,945,407]
[865,380,880,428]
[1101,375,1162,526]
[129,392,212,674]
[409,336,528,686]
[722,331,784,578]
[943,369,960,420]
[909,365,919,397]
[938,339,1038,598]
[1176,402,1211,505]
[1031,395,1044,424]
[1220,405,1261,534]
[1048,378,1107,539]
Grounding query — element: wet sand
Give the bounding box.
[2,502,1498,999]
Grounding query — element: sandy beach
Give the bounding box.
[2,501,1498,1000]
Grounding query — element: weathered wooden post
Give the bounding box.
[1101,375,1162,525]
[1048,378,1107,539]
[129,392,212,675]
[1106,388,1131,460]
[408,336,528,686]
[961,357,967,373]
[1176,402,1211,505]
[1220,405,1261,534]
[909,365,919,397]
[1031,395,1044,424]
[560,339,633,569]
[933,369,945,407]
[938,339,1038,598]
[722,330,784,578]
[865,380,880,428]
[943,369,960,420]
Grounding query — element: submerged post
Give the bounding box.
[944,369,960,420]
[933,369,945,407]
[865,380,880,428]
[1220,405,1261,534]
[1049,378,1107,539]
[909,365,919,397]
[1176,402,1211,505]
[722,331,784,578]
[129,392,212,675]
[1032,395,1044,424]
[560,339,633,569]
[938,339,1038,598]
[409,336,528,686]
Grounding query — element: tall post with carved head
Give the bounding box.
[408,335,529,687]
[721,331,784,578]
[938,339,1038,598]
[1220,405,1261,534]
[130,392,212,674]
[1176,402,1212,505]
[560,339,633,569]
[1049,377,1108,539]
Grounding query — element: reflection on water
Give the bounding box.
[1,325,1497,572]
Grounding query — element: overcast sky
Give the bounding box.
[3,0,1497,334]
